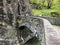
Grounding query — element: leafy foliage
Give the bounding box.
[30,0,60,18]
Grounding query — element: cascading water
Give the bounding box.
[43,19,60,45]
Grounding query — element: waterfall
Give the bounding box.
[43,18,60,45]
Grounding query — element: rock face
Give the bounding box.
[17,16,45,45]
[0,0,45,45]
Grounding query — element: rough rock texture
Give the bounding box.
[0,0,45,45]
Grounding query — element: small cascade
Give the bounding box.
[43,19,60,45]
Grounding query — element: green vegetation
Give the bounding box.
[30,0,60,18]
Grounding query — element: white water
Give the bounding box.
[43,19,60,45]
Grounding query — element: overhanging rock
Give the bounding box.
[0,16,46,45]
[16,16,45,45]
